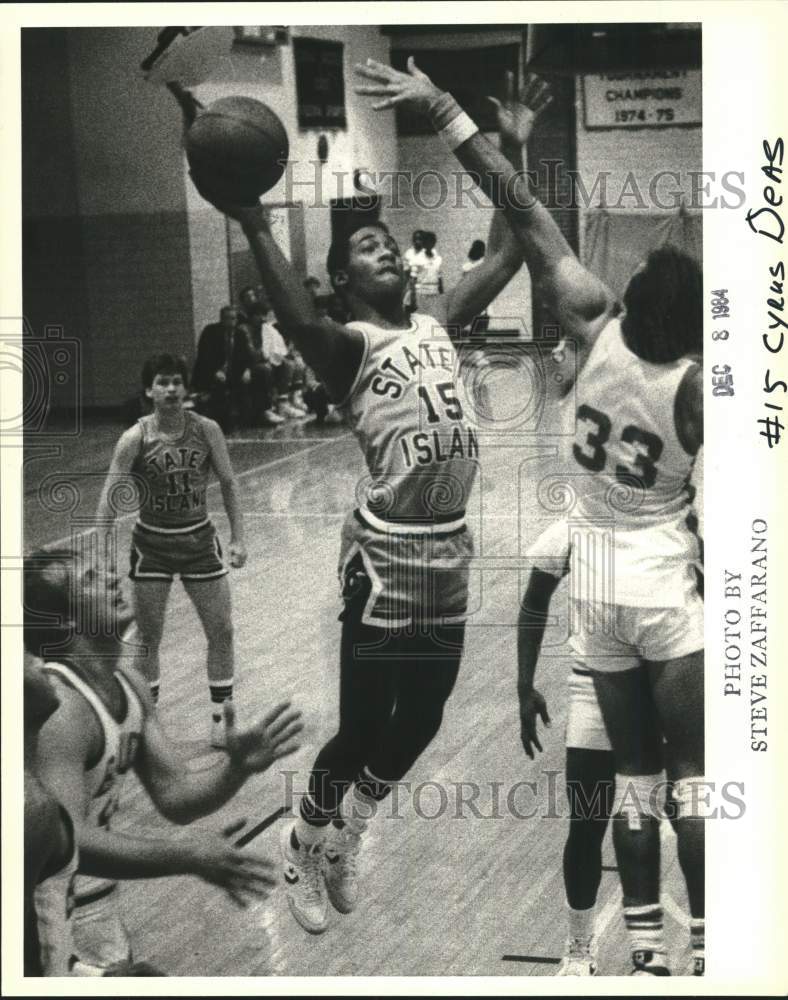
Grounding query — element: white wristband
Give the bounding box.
[438,111,479,151]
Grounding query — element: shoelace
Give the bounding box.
[300,848,325,903]
[333,831,361,869]
[566,937,593,958]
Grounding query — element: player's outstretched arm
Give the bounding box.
[189,184,364,403]
[355,58,615,346]
[517,567,561,759]
[135,696,303,825]
[202,418,246,568]
[446,72,550,330]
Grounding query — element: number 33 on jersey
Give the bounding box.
[570,317,699,530]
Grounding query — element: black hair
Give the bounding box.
[141,353,190,389]
[422,231,437,253]
[621,246,702,363]
[468,239,486,261]
[326,219,393,287]
[23,548,75,659]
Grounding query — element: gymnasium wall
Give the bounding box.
[23,26,396,409]
[393,132,532,327]
[574,75,703,282]
[23,28,196,409]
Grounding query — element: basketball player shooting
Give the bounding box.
[186,73,550,935]
[355,56,705,976]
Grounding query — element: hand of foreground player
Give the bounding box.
[488,71,552,148]
[224,700,303,775]
[354,56,441,114]
[186,819,277,908]
[519,688,551,759]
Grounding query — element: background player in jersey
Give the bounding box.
[357,57,704,976]
[187,81,550,935]
[24,546,302,974]
[96,353,247,748]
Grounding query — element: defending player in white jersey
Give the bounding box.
[24,547,302,974]
[357,57,704,976]
[188,81,550,934]
[96,352,247,749]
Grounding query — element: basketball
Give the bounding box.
[185,96,289,205]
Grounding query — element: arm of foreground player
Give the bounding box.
[517,568,560,759]
[189,182,364,402]
[135,700,302,824]
[35,687,279,903]
[77,819,276,907]
[355,58,615,346]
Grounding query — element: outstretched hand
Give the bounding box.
[225,700,303,775]
[488,71,552,148]
[354,56,441,113]
[187,818,277,908]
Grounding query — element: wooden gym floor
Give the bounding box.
[23,371,694,978]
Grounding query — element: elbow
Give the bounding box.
[151,789,193,826]
[158,801,193,826]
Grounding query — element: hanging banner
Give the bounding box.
[583,69,702,128]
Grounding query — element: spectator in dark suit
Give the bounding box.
[193,305,275,430]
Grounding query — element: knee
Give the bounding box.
[671,775,712,820]
[612,772,668,825]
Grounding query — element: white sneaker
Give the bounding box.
[280,822,329,934]
[210,712,226,749]
[631,949,670,976]
[278,401,306,419]
[323,823,363,914]
[556,936,598,976]
[323,406,344,425]
[261,409,285,426]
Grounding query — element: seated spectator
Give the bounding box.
[402,230,425,314]
[192,305,252,431]
[414,231,443,318]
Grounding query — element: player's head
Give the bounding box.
[422,231,437,255]
[23,547,134,664]
[327,220,405,308]
[219,305,237,330]
[468,239,485,262]
[411,230,424,250]
[141,353,189,406]
[621,246,702,363]
[239,285,259,313]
